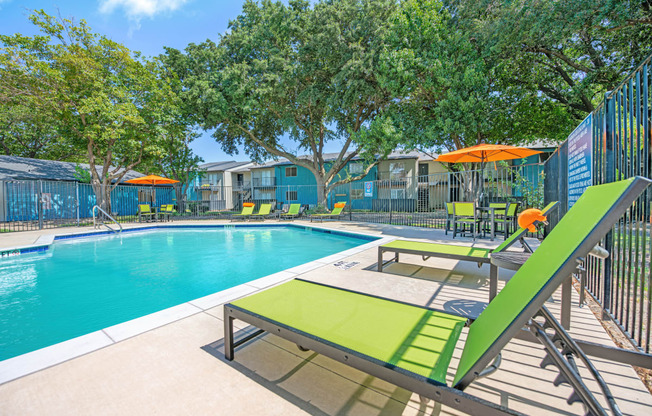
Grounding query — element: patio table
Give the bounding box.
[476,206,496,240]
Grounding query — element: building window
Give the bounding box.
[389,162,406,181]
[258,170,273,186]
[285,166,297,177]
[351,189,364,200]
[391,189,406,199]
[286,190,298,201]
[254,190,272,200]
[349,162,363,174]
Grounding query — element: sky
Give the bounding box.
[0,0,335,164]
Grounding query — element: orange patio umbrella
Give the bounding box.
[436,143,542,164]
[124,175,180,186]
[436,144,542,202]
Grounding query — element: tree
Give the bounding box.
[380,0,566,200]
[382,0,573,155]
[0,102,81,160]
[152,130,204,212]
[169,0,401,206]
[0,10,177,212]
[455,0,652,119]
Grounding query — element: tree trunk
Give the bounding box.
[174,185,186,213]
[315,175,328,208]
[89,179,112,216]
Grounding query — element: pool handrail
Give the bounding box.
[92,205,122,234]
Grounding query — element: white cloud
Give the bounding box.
[98,0,189,20]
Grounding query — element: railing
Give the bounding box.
[92,205,122,234]
[252,177,276,187]
[0,163,543,229]
[546,52,652,353]
[233,181,250,190]
[0,180,175,232]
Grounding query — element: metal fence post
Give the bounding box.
[75,182,80,226]
[602,92,616,318]
[37,180,43,229]
[349,182,352,221]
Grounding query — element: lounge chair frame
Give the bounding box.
[224,285,520,416]
[224,177,651,415]
[248,203,273,221]
[377,201,557,300]
[278,203,301,221]
[309,202,346,222]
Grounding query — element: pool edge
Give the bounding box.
[0,225,393,385]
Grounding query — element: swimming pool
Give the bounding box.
[0,225,375,361]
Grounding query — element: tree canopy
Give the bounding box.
[166,0,402,204]
[456,0,652,117]
[0,10,200,211]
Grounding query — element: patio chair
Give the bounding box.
[379,201,559,301]
[444,202,454,235]
[278,203,301,220]
[138,204,156,223]
[158,204,174,222]
[248,203,272,221]
[492,202,519,239]
[452,202,481,239]
[309,202,346,222]
[231,203,255,221]
[224,176,651,416]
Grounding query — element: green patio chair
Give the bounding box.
[158,204,174,222]
[224,176,651,416]
[452,202,481,239]
[378,201,559,301]
[157,205,168,222]
[309,202,346,222]
[444,202,454,235]
[279,203,301,220]
[494,202,519,239]
[138,204,156,223]
[248,203,272,221]
[488,202,507,217]
[231,203,255,221]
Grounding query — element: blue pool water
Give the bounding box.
[0,226,370,361]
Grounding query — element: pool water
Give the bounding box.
[0,226,369,361]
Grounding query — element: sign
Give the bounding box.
[567,114,593,209]
[364,181,373,197]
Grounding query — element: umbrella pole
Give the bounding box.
[480,160,484,204]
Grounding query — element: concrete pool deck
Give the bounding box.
[0,220,650,415]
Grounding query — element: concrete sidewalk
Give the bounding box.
[0,220,649,415]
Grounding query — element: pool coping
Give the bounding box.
[0,223,394,385]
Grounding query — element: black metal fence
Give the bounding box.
[1,163,544,232]
[0,180,175,232]
[179,163,544,228]
[546,53,652,353]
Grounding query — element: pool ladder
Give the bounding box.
[92,205,123,234]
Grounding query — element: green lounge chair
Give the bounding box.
[309,202,346,222]
[224,177,651,416]
[378,201,559,300]
[278,203,301,220]
[138,204,156,223]
[231,203,255,221]
[248,203,272,221]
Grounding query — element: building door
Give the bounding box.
[418,163,429,182]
